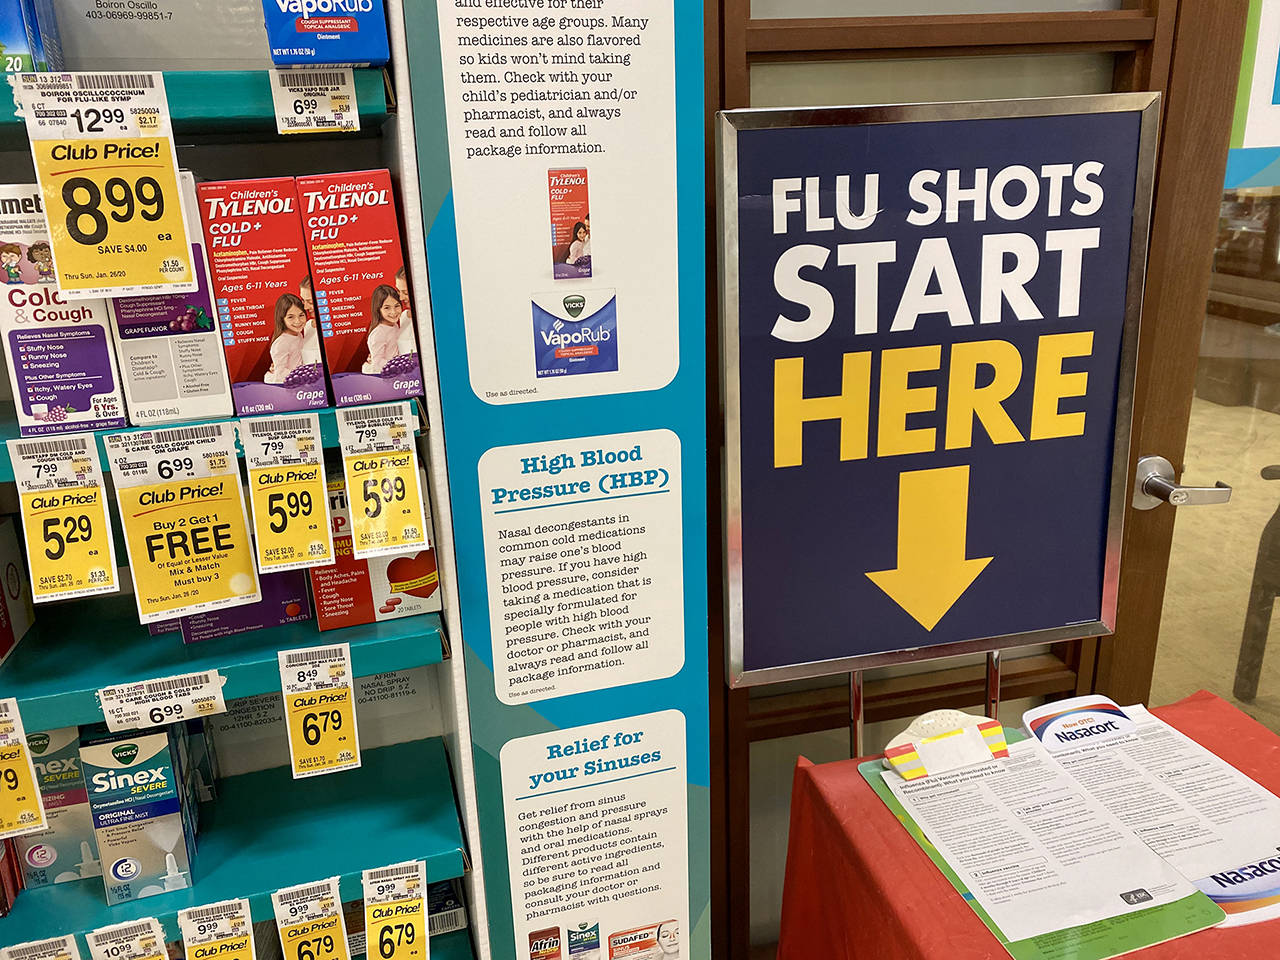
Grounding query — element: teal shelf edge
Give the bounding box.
[0,738,467,947]
[433,929,477,960]
[1,69,388,136]
[0,402,424,484]
[0,592,444,732]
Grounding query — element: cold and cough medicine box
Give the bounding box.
[309,475,440,630]
[295,170,423,406]
[261,0,390,67]
[17,727,99,888]
[0,185,127,435]
[198,178,330,415]
[80,726,192,906]
[111,172,234,425]
[549,168,591,279]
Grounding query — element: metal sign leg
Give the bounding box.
[850,671,864,758]
[985,650,1001,720]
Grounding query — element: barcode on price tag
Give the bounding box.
[336,403,428,560]
[239,413,334,573]
[86,920,165,960]
[97,671,228,732]
[273,877,351,960]
[1,936,84,960]
[362,861,428,960]
[179,898,255,960]
[9,434,120,603]
[270,68,360,135]
[278,644,361,778]
[0,698,47,840]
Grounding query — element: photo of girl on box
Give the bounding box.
[297,275,323,366]
[26,242,54,283]
[265,293,309,384]
[363,283,404,375]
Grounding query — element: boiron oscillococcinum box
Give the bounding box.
[309,475,440,630]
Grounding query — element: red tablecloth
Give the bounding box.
[777,690,1280,959]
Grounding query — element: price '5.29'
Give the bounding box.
[42,513,92,560]
[63,175,166,246]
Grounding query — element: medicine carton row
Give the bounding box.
[0,169,426,437]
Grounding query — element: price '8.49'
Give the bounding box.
[63,175,165,246]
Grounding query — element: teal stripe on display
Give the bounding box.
[0,738,467,947]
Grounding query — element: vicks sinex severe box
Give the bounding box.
[198,177,329,415]
[260,0,390,67]
[111,171,234,425]
[80,726,192,905]
[17,726,99,888]
[0,185,127,434]
[295,169,423,406]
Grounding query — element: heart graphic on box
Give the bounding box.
[387,550,440,598]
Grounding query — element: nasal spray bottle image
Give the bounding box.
[79,726,193,905]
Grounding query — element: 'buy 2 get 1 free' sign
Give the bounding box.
[722,97,1159,684]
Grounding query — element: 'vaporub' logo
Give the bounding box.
[532,289,618,379]
[111,743,139,765]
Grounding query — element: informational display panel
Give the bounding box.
[721,97,1159,685]
[405,0,709,957]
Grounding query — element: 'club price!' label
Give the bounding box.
[179,899,257,960]
[14,72,195,298]
[241,414,334,573]
[8,434,119,603]
[273,878,351,960]
[362,861,427,960]
[336,402,428,560]
[0,699,46,841]
[105,423,260,624]
[278,644,361,779]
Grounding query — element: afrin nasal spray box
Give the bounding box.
[261,0,390,67]
[80,727,192,906]
[0,185,128,435]
[549,168,591,280]
[16,727,99,888]
[309,474,440,630]
[295,169,423,406]
[111,172,234,425]
[198,177,329,415]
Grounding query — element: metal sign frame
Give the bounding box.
[719,93,1161,688]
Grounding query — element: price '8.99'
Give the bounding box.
[63,175,166,246]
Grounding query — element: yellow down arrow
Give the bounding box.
[866,465,993,631]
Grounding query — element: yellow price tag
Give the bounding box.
[116,477,258,620]
[20,487,116,601]
[365,898,426,960]
[249,463,332,571]
[0,737,44,839]
[279,915,350,960]
[284,686,358,778]
[343,451,425,558]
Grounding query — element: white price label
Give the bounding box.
[2,936,85,960]
[87,920,165,960]
[179,899,256,960]
[273,878,351,960]
[270,69,360,135]
[362,862,428,960]
[97,670,228,732]
[336,403,428,560]
[278,644,361,779]
[9,434,120,603]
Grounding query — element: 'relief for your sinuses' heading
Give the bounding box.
[260,0,390,67]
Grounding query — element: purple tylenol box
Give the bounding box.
[179,569,312,644]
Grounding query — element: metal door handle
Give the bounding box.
[1132,456,1232,510]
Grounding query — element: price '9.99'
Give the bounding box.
[63,175,165,246]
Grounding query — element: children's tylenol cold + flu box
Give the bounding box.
[198,177,330,415]
[111,172,234,425]
[0,184,127,434]
[295,170,424,406]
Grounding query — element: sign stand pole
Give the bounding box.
[985,650,1002,720]
[849,671,865,758]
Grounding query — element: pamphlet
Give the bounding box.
[1025,696,1280,926]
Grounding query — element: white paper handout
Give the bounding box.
[1025,695,1280,926]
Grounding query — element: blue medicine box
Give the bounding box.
[261,0,390,67]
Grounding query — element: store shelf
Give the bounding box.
[0,402,424,484]
[0,737,466,944]
[0,592,444,732]
[0,69,389,141]
[433,929,477,960]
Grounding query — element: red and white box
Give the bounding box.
[295,169,424,407]
[548,167,591,280]
[309,475,441,631]
[197,177,329,415]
